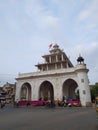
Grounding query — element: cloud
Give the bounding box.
[66,41,98,67]
[66,41,98,84]
[0,0,98,85]
[79,10,90,20]
[78,0,98,22]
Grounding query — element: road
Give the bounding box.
[0,105,98,130]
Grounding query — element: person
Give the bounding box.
[26,102,30,107]
[63,99,66,106]
[39,97,42,100]
[63,96,68,107]
[50,100,55,108]
[0,100,5,108]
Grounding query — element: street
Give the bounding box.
[0,105,98,130]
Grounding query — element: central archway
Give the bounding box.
[39,81,54,100]
[62,79,78,99]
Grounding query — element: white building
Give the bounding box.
[15,44,91,106]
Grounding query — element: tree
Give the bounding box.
[90,83,98,102]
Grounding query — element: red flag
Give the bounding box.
[49,43,52,49]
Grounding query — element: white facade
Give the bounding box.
[15,44,91,106]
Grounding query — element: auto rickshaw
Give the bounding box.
[95,97,98,114]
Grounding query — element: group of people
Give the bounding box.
[39,96,70,108]
[44,95,69,108]
[56,96,71,107]
[45,99,55,108]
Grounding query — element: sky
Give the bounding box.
[0,0,98,86]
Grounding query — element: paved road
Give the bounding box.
[0,105,98,130]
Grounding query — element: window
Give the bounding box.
[81,79,84,83]
[83,90,86,94]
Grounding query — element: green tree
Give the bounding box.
[90,83,98,102]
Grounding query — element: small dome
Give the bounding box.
[53,44,59,49]
[77,55,84,63]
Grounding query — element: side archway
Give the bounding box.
[39,81,54,100]
[20,82,31,101]
[62,79,78,99]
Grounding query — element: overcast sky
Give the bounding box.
[0,0,98,86]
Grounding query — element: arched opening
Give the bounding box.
[63,79,78,99]
[20,83,31,101]
[39,81,54,101]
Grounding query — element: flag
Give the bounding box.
[49,43,52,49]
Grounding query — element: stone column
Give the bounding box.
[49,56,52,63]
[53,77,62,101]
[62,54,64,61]
[15,82,21,101]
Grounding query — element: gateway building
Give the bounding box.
[15,44,91,106]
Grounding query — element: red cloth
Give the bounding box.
[49,43,52,49]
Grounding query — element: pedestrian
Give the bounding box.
[0,101,5,108]
[26,102,30,107]
[50,100,55,108]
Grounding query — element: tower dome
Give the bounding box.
[77,55,84,64]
